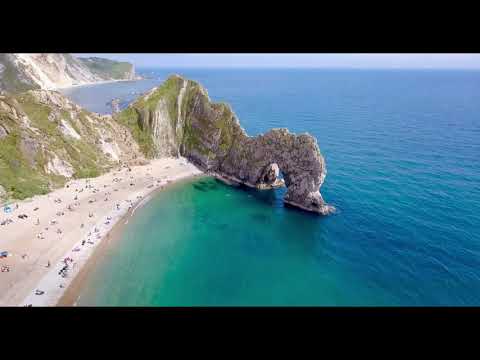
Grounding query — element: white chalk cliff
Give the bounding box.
[0,53,136,92]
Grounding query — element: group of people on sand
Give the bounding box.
[0,218,13,226]
[58,257,73,278]
[1,251,11,272]
[1,161,176,300]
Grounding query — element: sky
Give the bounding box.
[74,54,480,69]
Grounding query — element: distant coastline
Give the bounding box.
[58,77,142,91]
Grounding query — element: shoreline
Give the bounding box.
[0,157,203,306]
[56,175,201,306]
[56,78,143,91]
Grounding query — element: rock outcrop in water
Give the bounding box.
[0,55,333,214]
[107,98,121,114]
[116,75,334,214]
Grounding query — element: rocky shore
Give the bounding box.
[116,75,335,214]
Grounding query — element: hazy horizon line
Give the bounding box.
[136,66,480,70]
[74,54,480,70]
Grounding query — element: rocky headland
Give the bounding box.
[0,53,333,214]
[0,57,335,307]
[115,75,334,214]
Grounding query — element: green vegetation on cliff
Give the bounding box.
[134,76,181,114]
[115,107,156,157]
[0,95,105,200]
[0,89,144,202]
[79,57,134,80]
[114,76,183,158]
[180,83,236,159]
[0,127,52,200]
[114,76,239,163]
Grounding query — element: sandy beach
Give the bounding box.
[0,157,203,306]
[56,78,141,90]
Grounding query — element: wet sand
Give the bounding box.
[0,157,203,306]
[56,176,201,306]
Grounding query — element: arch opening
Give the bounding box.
[256,163,285,190]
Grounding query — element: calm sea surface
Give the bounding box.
[62,69,480,306]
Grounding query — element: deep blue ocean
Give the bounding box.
[62,69,480,306]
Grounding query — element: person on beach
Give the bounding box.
[46,260,50,268]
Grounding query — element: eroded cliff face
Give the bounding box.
[0,54,137,93]
[0,89,145,201]
[116,75,334,215]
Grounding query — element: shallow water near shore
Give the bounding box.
[74,69,480,305]
[78,177,395,306]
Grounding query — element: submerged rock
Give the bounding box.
[116,75,335,215]
[107,98,121,114]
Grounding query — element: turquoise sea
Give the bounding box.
[62,69,480,306]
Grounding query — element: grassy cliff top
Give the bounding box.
[78,57,134,80]
[0,89,143,202]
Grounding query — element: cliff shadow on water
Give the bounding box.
[193,175,327,221]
